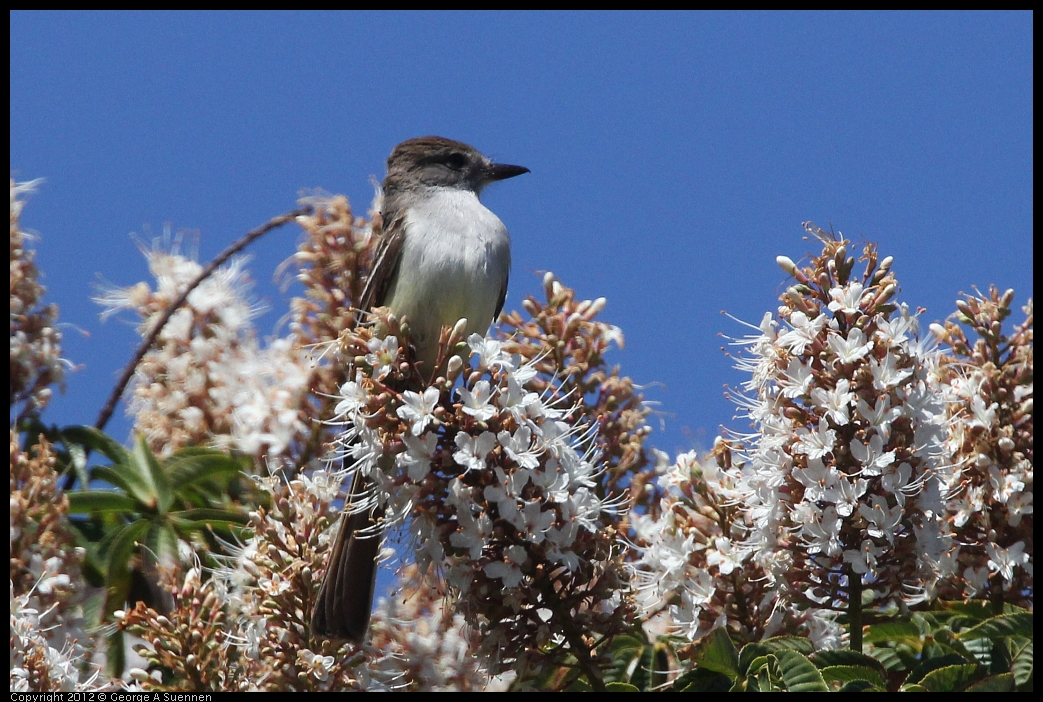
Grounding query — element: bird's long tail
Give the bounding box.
[311,471,383,643]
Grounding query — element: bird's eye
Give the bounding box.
[442,152,467,170]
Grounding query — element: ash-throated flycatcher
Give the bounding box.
[311,136,529,642]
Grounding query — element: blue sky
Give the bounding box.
[11,11,1033,460]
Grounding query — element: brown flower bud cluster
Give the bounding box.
[930,287,1032,605]
[10,432,89,691]
[120,469,370,691]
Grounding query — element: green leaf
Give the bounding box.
[919,663,981,692]
[958,613,1034,641]
[942,632,992,666]
[775,649,828,692]
[867,646,907,672]
[864,620,923,645]
[608,633,645,655]
[743,654,771,689]
[66,443,90,491]
[106,629,126,678]
[604,682,640,692]
[907,653,969,685]
[166,450,245,491]
[672,668,733,692]
[604,634,644,686]
[147,521,180,567]
[629,641,654,690]
[90,464,154,511]
[132,433,172,514]
[103,518,151,614]
[690,627,740,678]
[820,665,886,689]
[739,636,812,675]
[66,490,139,513]
[564,678,592,692]
[1010,639,1032,687]
[168,507,250,526]
[651,641,671,690]
[811,649,888,677]
[936,600,991,615]
[60,425,130,465]
[965,673,1015,691]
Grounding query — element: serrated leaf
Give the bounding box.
[1010,639,1032,687]
[609,633,645,654]
[811,649,888,677]
[965,672,1015,691]
[775,649,828,692]
[867,646,906,672]
[937,600,993,618]
[760,635,816,655]
[739,636,812,676]
[958,613,1034,641]
[960,635,993,665]
[907,653,969,684]
[943,633,990,665]
[821,665,885,688]
[605,635,644,685]
[919,663,981,692]
[744,654,770,678]
[864,620,922,644]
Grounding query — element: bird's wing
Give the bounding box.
[494,271,509,321]
[359,211,406,313]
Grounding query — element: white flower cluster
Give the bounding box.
[367,566,514,691]
[10,583,98,692]
[728,277,952,604]
[10,178,67,418]
[94,239,312,458]
[631,449,844,650]
[631,451,723,640]
[334,334,610,593]
[633,236,974,647]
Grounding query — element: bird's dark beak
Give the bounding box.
[485,163,530,182]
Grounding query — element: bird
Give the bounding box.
[310,136,529,642]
